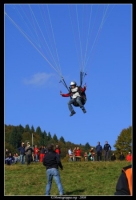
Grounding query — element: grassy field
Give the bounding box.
[4,160,130,196]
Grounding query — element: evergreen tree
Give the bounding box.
[60,136,65,144]
[47,132,52,141]
[25,124,30,132]
[84,142,90,150]
[18,124,24,134]
[43,131,47,138]
[53,134,58,143]
[49,138,56,145]
[31,125,35,133]
[36,126,42,135]
[39,133,45,146]
[66,142,73,149]
[5,142,16,154]
[9,127,22,149]
[43,131,48,146]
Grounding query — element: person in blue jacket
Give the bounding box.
[103,141,111,161]
[5,152,14,165]
[17,142,25,164]
[96,142,102,161]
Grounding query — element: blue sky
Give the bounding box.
[4,4,132,150]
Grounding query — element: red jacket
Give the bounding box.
[34,147,39,155]
[61,86,86,97]
[76,149,81,156]
[55,148,61,155]
[126,154,132,161]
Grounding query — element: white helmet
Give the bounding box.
[70,81,76,86]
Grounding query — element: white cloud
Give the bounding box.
[23,72,55,86]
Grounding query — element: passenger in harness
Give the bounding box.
[60,81,87,116]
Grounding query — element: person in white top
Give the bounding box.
[68,148,73,156]
[68,148,73,161]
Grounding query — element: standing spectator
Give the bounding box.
[17,142,25,164]
[114,165,132,195]
[72,147,77,161]
[34,145,39,162]
[103,141,111,161]
[90,148,95,161]
[75,147,81,161]
[119,152,125,161]
[43,143,64,196]
[25,142,33,165]
[96,142,102,161]
[111,153,116,161]
[88,151,92,161]
[5,152,14,165]
[84,152,88,161]
[39,146,45,162]
[126,152,132,162]
[68,148,73,161]
[55,144,61,159]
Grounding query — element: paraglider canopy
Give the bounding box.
[5,4,114,92]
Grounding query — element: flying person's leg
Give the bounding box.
[68,99,76,116]
[76,97,86,113]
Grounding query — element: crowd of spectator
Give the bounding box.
[5,141,132,165]
[5,143,61,165]
[68,141,132,162]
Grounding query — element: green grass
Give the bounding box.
[4,160,130,196]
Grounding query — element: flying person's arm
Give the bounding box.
[60,91,71,97]
[80,84,86,92]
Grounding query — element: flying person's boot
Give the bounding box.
[70,110,76,116]
[82,108,86,113]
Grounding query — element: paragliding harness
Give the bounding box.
[60,71,87,107]
[71,86,87,107]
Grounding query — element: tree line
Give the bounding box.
[5,124,132,159]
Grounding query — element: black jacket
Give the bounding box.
[43,150,63,170]
[103,144,111,151]
[119,154,125,161]
[111,155,116,161]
